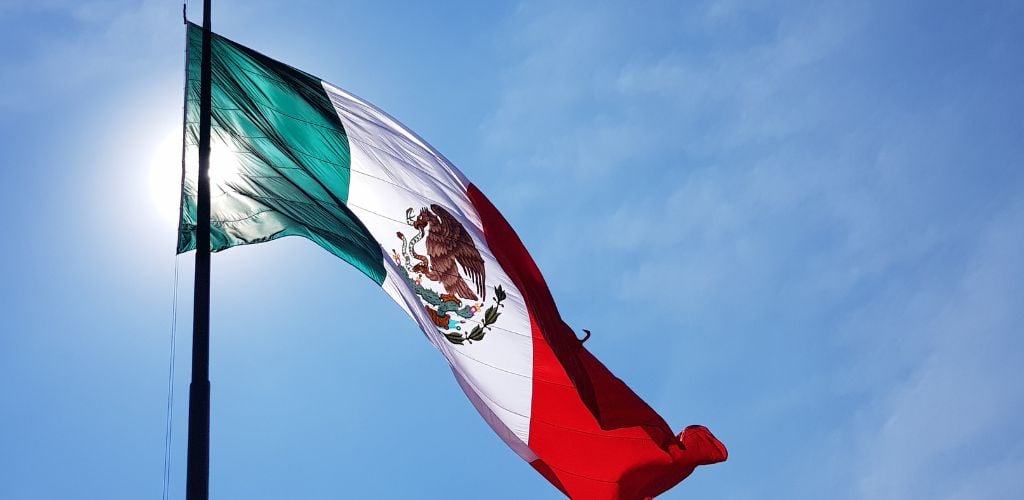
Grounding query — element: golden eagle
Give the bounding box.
[410,204,486,302]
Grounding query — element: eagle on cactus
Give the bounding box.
[399,204,486,301]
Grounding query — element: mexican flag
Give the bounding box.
[178,23,726,499]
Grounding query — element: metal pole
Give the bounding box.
[185,0,212,498]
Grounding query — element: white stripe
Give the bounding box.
[322,81,534,456]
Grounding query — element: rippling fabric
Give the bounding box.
[178,23,384,284]
[175,24,726,498]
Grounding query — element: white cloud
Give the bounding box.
[486,2,1024,498]
[849,200,1024,500]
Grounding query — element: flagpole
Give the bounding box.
[185,0,213,499]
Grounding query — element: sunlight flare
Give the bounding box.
[148,131,243,225]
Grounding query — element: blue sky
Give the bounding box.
[1,0,1022,498]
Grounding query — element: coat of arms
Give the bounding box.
[392,204,506,345]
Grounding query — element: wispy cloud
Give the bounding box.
[483,1,1024,498]
[846,200,1024,499]
[0,0,177,112]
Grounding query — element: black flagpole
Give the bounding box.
[185,0,212,499]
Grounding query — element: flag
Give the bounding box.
[179,23,726,499]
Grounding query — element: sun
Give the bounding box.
[148,131,243,225]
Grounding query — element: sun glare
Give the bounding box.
[148,132,183,225]
[148,131,243,225]
[209,141,242,190]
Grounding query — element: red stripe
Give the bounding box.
[467,184,726,499]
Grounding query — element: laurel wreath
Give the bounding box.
[443,285,507,345]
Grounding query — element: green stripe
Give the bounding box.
[179,23,385,284]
